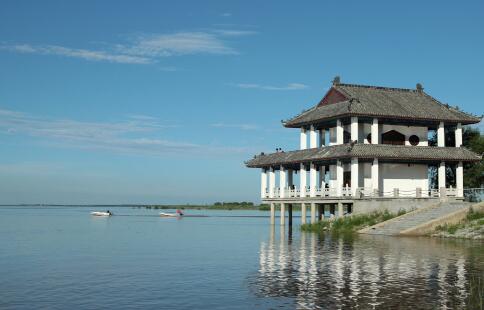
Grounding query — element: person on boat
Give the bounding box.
[176,209,184,216]
[106,210,112,216]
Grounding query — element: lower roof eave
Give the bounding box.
[246,156,481,169]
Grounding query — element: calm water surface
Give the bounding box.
[0,206,482,309]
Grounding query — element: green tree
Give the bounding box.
[428,126,483,188]
[463,127,484,188]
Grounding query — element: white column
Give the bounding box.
[371,118,379,144]
[269,167,275,198]
[351,117,358,142]
[299,163,307,197]
[351,158,359,196]
[455,123,463,147]
[310,203,316,224]
[309,162,317,197]
[336,119,344,145]
[280,203,285,226]
[336,160,344,196]
[456,161,463,197]
[338,202,344,218]
[437,122,445,147]
[270,203,275,225]
[301,203,307,224]
[319,165,326,190]
[438,161,446,191]
[309,125,317,148]
[300,127,307,150]
[371,159,379,193]
[279,166,286,198]
[260,168,267,199]
[319,129,326,147]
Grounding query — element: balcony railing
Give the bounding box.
[263,186,463,199]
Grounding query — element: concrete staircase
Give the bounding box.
[359,201,471,236]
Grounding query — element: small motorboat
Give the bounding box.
[91,211,112,217]
[159,212,179,217]
[160,209,184,217]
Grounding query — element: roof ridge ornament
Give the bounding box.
[416,83,424,93]
[332,76,341,86]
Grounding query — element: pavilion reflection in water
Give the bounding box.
[253,227,479,309]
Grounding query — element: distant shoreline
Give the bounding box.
[0,203,271,211]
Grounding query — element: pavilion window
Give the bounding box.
[382,130,405,145]
[409,135,420,146]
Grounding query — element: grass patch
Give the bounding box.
[466,208,484,221]
[301,209,406,234]
[435,208,484,236]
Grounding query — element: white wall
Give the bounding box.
[361,162,372,189]
[380,124,428,146]
[360,123,371,144]
[329,165,336,188]
[329,127,336,145]
[380,163,428,196]
[356,123,428,145]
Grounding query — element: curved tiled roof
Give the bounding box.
[245,144,482,168]
[284,83,481,127]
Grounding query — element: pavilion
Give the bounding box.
[246,77,481,225]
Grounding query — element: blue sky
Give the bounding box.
[0,0,483,204]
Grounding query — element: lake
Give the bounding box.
[0,206,482,309]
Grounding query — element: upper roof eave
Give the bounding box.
[282,82,482,128]
[283,112,481,128]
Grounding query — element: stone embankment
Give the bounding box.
[359,201,484,237]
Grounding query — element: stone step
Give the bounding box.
[363,202,469,236]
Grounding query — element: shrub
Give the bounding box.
[301,210,401,234]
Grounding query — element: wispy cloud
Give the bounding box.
[212,29,257,36]
[1,29,256,64]
[2,44,151,64]
[0,108,248,156]
[234,83,309,91]
[211,123,258,130]
[221,12,232,17]
[115,32,238,57]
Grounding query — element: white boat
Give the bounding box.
[159,212,178,217]
[159,212,181,217]
[91,211,112,217]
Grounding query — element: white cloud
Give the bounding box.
[235,83,309,91]
[116,32,237,57]
[221,13,232,17]
[0,108,248,156]
[212,29,257,36]
[2,44,151,64]
[211,123,258,130]
[1,29,256,64]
